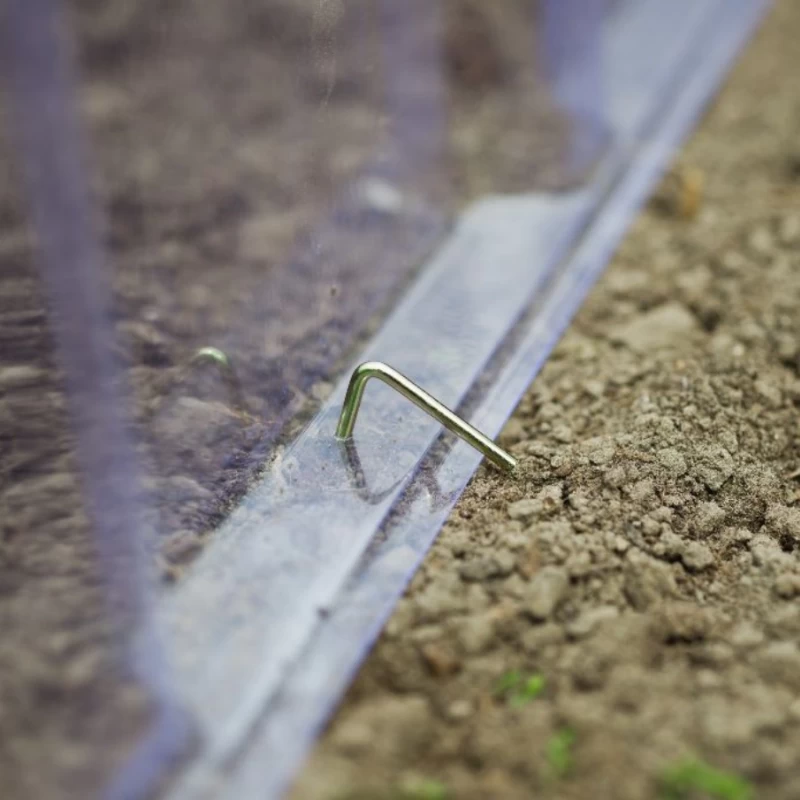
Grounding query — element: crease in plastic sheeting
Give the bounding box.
[2,2,193,798]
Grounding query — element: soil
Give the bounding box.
[291,3,800,799]
[0,2,573,797]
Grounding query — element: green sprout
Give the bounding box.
[511,674,546,707]
[398,778,448,800]
[494,669,523,695]
[546,728,576,779]
[660,758,752,800]
[493,670,546,707]
[335,781,447,800]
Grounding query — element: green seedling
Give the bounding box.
[493,670,546,707]
[494,669,523,696]
[510,674,546,707]
[546,728,576,780]
[398,778,448,800]
[660,758,752,800]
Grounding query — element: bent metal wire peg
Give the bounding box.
[190,346,248,414]
[335,361,517,473]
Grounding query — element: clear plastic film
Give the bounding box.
[60,0,608,566]
[0,1,767,798]
[1,2,190,797]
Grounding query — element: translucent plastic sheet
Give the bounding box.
[1,3,189,798]
[0,0,767,798]
[59,0,600,580]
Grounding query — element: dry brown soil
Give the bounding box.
[292,3,800,799]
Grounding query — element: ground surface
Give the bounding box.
[291,3,800,799]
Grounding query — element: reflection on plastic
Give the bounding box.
[338,438,407,506]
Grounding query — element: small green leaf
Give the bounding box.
[399,778,448,800]
[509,674,546,708]
[660,759,752,800]
[494,671,545,707]
[494,670,522,697]
[546,728,576,779]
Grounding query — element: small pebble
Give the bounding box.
[778,214,800,245]
[420,642,461,677]
[653,602,712,643]
[681,541,715,572]
[446,699,473,721]
[764,504,800,544]
[454,614,495,655]
[459,550,515,582]
[524,566,569,621]
[729,622,765,649]
[774,573,800,599]
[747,225,774,256]
[693,501,726,537]
[566,605,619,639]
[657,447,688,478]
